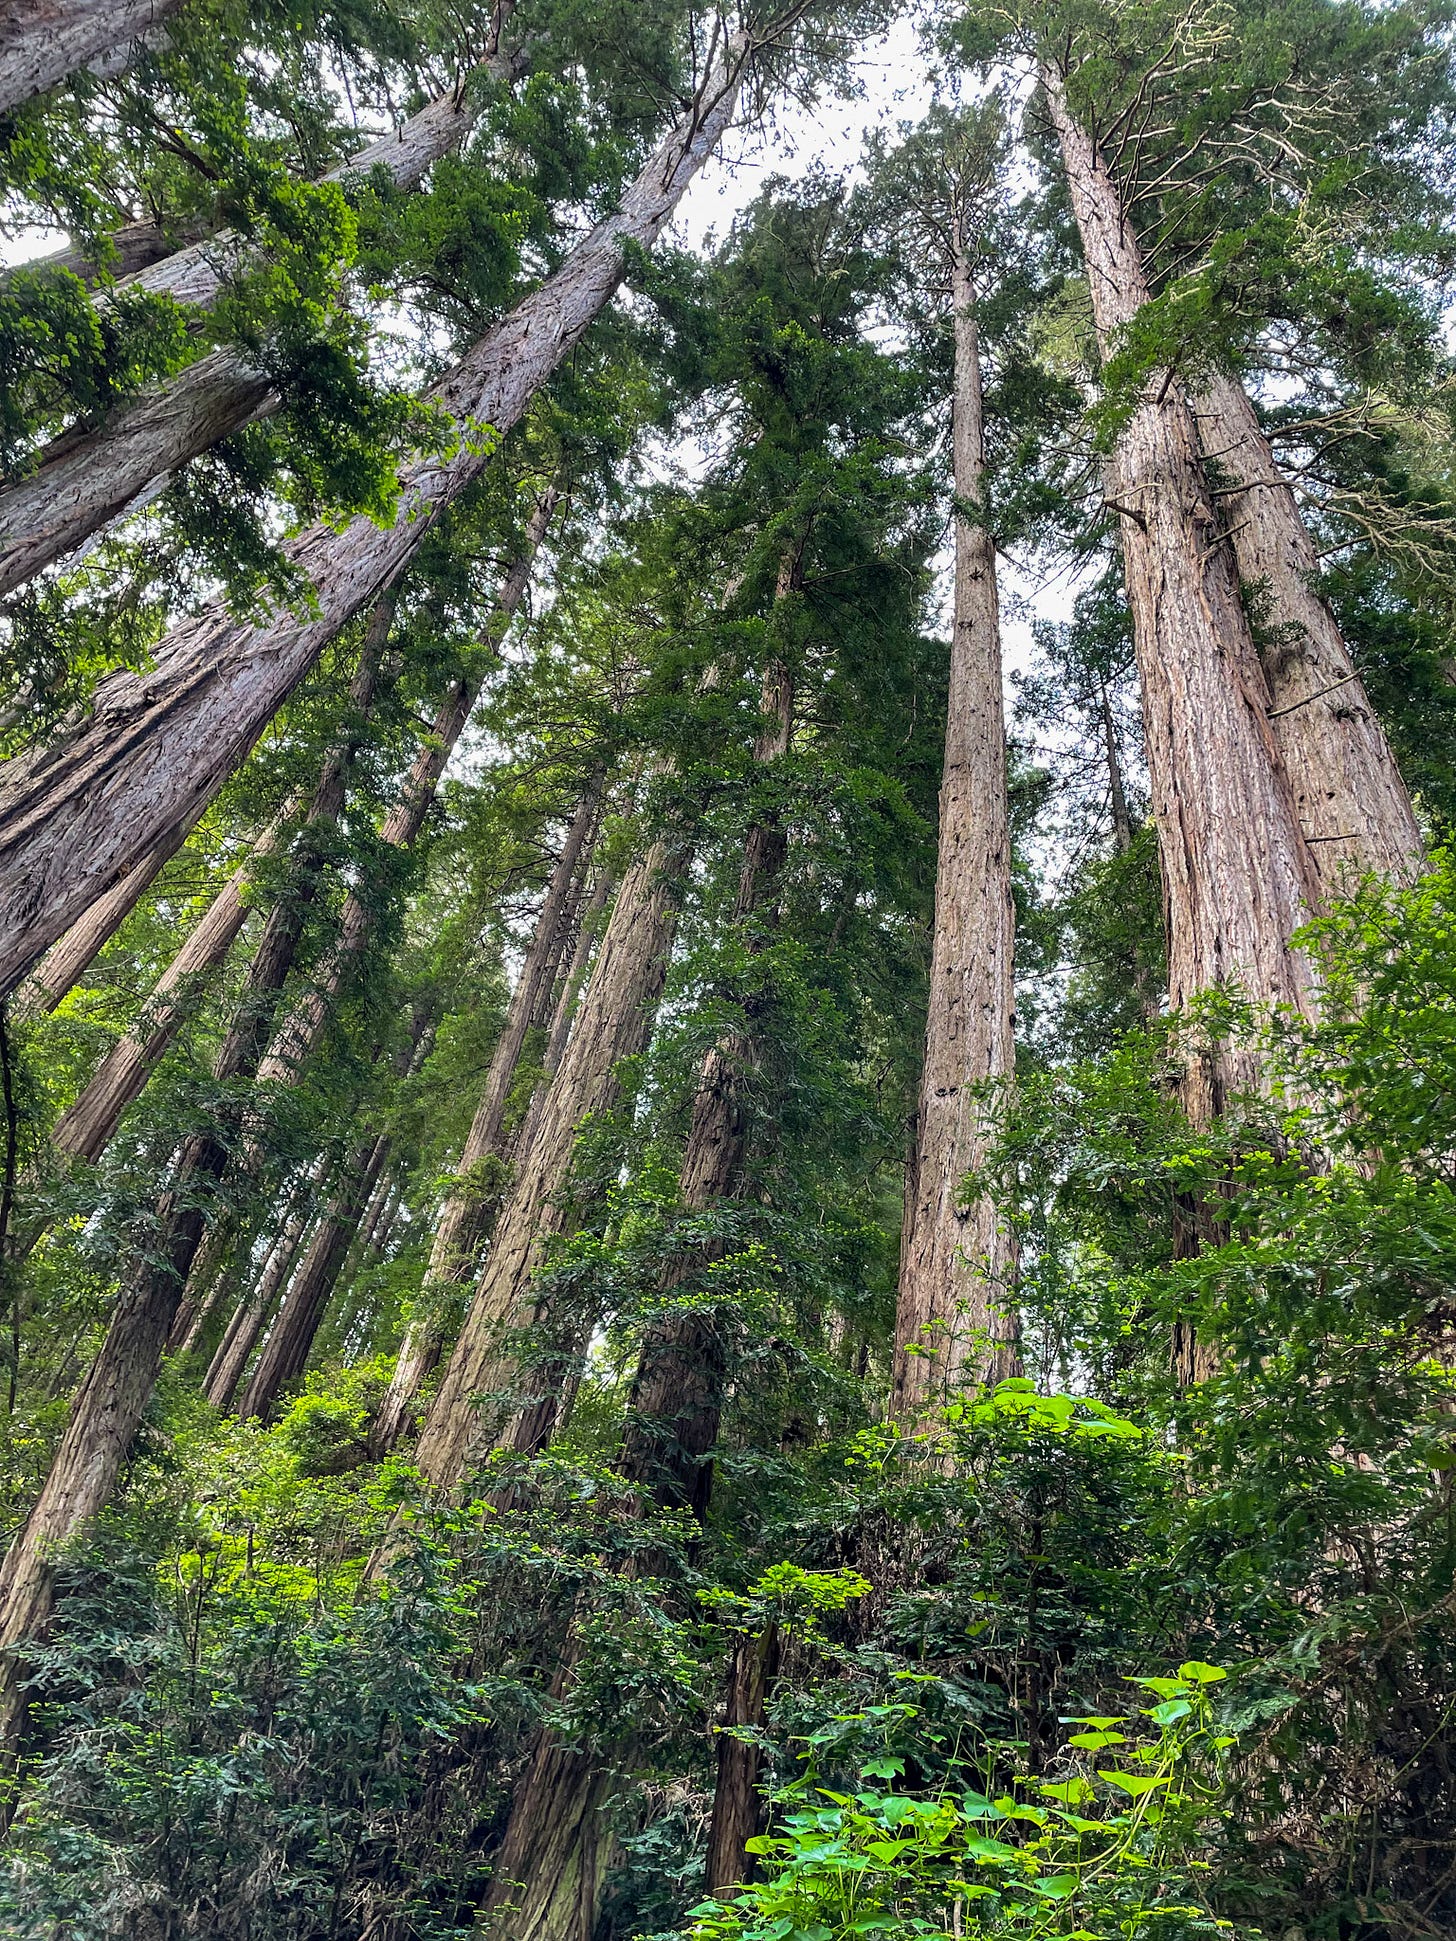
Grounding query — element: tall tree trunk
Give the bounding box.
[202,1191,317,1408]
[0,0,180,115]
[0,601,398,1732]
[705,1623,780,1894]
[47,805,294,1163]
[244,489,557,1110]
[0,36,531,599]
[1043,64,1321,1122]
[11,806,199,1020]
[477,597,800,1941]
[1194,370,1423,886]
[409,833,686,1489]
[371,779,600,1453]
[50,587,396,1164]
[892,239,1018,1426]
[0,34,745,909]
[236,1129,390,1421]
[615,569,799,1519]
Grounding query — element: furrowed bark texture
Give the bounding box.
[0,0,180,114]
[371,778,600,1454]
[892,246,1018,1425]
[1195,369,1423,887]
[0,35,747,993]
[49,805,293,1162]
[410,836,684,1489]
[706,1623,780,1892]
[1045,65,1321,1120]
[480,638,797,1941]
[11,807,197,1019]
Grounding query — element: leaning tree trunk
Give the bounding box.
[0,0,181,115]
[46,803,294,1163]
[0,32,528,598]
[1194,369,1423,888]
[0,217,205,294]
[0,37,744,955]
[50,587,397,1165]
[0,603,398,1733]
[202,1189,319,1408]
[236,1130,390,1422]
[11,806,201,1020]
[371,778,601,1453]
[1043,64,1322,1123]
[408,831,686,1491]
[892,239,1018,1427]
[244,490,557,1112]
[480,598,800,1941]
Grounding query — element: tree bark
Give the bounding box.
[705,1623,780,1893]
[892,240,1018,1426]
[10,805,198,1019]
[1043,64,1322,1122]
[0,216,207,295]
[244,490,557,1103]
[50,585,396,1164]
[371,778,600,1453]
[478,635,796,1941]
[236,1129,390,1422]
[202,1193,317,1407]
[47,804,293,1162]
[0,34,745,878]
[0,0,180,116]
[615,572,798,1521]
[1194,369,1423,887]
[409,833,686,1488]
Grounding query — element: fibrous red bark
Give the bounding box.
[0,35,748,994]
[1044,63,1322,1121]
[892,236,1018,1426]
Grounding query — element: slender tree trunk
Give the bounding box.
[244,489,559,1110]
[236,1130,390,1422]
[50,587,396,1164]
[372,779,600,1452]
[203,1190,318,1408]
[477,597,800,1941]
[1099,676,1133,856]
[1194,369,1423,887]
[1043,64,1322,1122]
[409,833,686,1489]
[892,242,1018,1425]
[47,806,293,1163]
[514,864,614,1160]
[0,0,181,115]
[0,36,745,956]
[11,807,199,1019]
[705,1623,781,1893]
[0,605,399,1732]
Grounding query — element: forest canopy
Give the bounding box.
[0,1,1453,1936]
